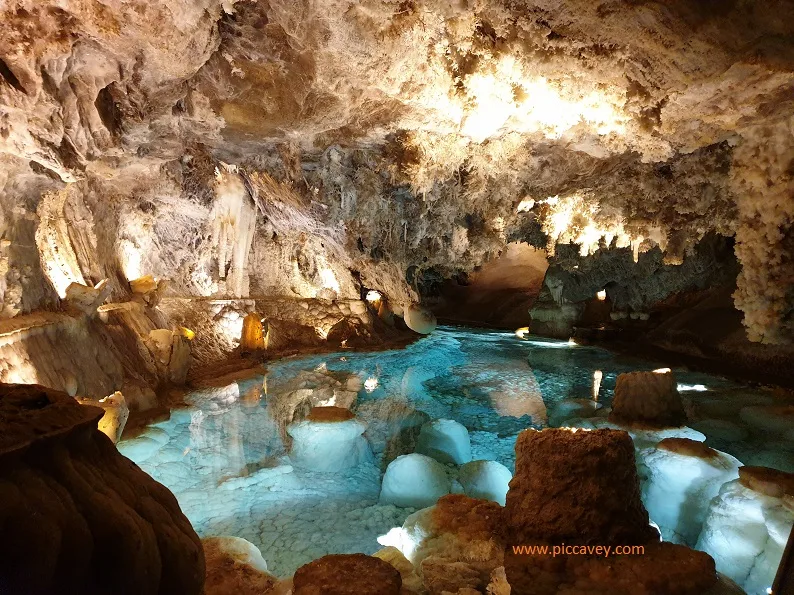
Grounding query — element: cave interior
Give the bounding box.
[1,1,794,594]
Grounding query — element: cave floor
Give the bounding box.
[119,325,794,577]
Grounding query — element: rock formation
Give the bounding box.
[0,383,204,595]
[0,0,792,368]
[292,553,402,595]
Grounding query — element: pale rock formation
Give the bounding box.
[697,466,794,595]
[610,369,686,428]
[404,303,438,335]
[458,460,512,506]
[0,384,204,594]
[76,390,129,444]
[64,280,111,316]
[380,453,452,509]
[416,419,472,465]
[286,407,373,473]
[378,494,506,593]
[203,536,277,595]
[638,438,741,546]
[372,547,424,594]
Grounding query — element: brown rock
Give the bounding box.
[610,369,686,427]
[307,406,355,422]
[240,312,266,351]
[0,384,204,595]
[431,493,504,544]
[292,553,401,595]
[203,536,277,595]
[738,466,794,498]
[657,437,719,460]
[504,541,718,595]
[504,428,657,547]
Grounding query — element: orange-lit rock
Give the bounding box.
[240,312,266,351]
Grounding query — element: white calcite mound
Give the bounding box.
[287,407,373,472]
[610,369,686,427]
[458,460,512,506]
[404,303,437,335]
[416,419,472,465]
[696,466,794,595]
[638,438,741,545]
[380,453,451,508]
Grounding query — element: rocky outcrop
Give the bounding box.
[502,427,729,595]
[609,369,687,428]
[203,536,278,595]
[292,554,401,595]
[505,428,657,547]
[0,383,204,595]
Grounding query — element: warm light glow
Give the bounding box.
[516,198,535,213]
[592,370,603,400]
[567,338,577,346]
[458,57,628,143]
[315,326,330,340]
[364,377,379,392]
[319,268,341,294]
[179,327,195,340]
[515,327,530,339]
[366,290,382,303]
[119,239,143,281]
[597,290,607,301]
[653,367,672,374]
[677,383,707,392]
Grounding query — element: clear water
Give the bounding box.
[119,326,793,577]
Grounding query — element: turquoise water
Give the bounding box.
[119,326,792,577]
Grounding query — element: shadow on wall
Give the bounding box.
[430,243,548,329]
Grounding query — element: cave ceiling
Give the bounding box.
[0,0,793,342]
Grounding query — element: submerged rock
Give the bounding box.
[287,407,372,472]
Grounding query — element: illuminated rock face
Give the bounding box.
[203,537,278,595]
[76,391,130,443]
[404,304,437,335]
[0,384,204,595]
[1,0,793,357]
